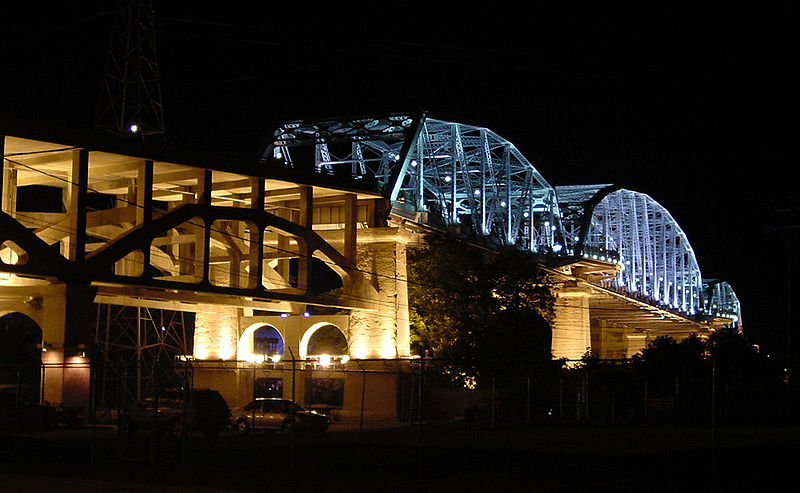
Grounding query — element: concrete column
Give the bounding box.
[626,332,648,358]
[551,284,592,362]
[66,149,89,263]
[194,306,240,360]
[248,178,264,289]
[1,165,15,217]
[0,134,4,211]
[296,186,313,292]
[0,283,94,406]
[348,241,406,359]
[344,194,357,263]
[395,242,410,357]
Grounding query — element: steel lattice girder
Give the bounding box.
[702,279,741,324]
[557,186,703,314]
[265,114,564,253]
[265,115,739,321]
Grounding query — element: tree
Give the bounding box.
[707,327,782,423]
[407,233,555,385]
[633,335,707,396]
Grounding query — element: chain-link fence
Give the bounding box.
[0,355,790,466]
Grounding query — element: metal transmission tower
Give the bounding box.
[93,305,192,405]
[94,1,174,406]
[96,0,165,142]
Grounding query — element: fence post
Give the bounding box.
[711,357,717,488]
[180,360,188,469]
[559,371,564,420]
[251,364,256,428]
[149,358,158,466]
[407,370,415,425]
[117,366,125,462]
[359,361,366,432]
[39,362,46,440]
[490,376,495,429]
[417,357,424,480]
[526,376,531,426]
[89,358,96,467]
[286,346,296,477]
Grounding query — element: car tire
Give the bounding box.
[235,418,250,435]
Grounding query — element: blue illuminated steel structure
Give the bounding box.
[702,279,742,328]
[263,114,739,322]
[264,113,564,253]
[557,185,704,315]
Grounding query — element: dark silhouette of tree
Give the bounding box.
[631,329,784,424]
[407,233,554,385]
[707,327,783,423]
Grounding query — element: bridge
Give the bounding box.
[1,114,739,413]
[266,113,740,356]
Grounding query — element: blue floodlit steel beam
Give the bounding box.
[702,279,742,328]
[263,115,739,324]
[263,114,564,253]
[557,186,704,315]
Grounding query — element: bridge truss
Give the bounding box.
[557,185,704,315]
[265,114,564,253]
[265,114,739,324]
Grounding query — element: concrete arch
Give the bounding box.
[299,322,348,359]
[0,311,43,396]
[237,322,285,362]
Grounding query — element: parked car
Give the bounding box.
[232,398,330,434]
[120,388,230,438]
[0,385,58,431]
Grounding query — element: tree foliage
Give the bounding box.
[407,233,555,383]
[631,328,784,423]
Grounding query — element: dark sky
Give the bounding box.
[1,3,796,351]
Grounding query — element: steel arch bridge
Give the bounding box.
[557,185,703,314]
[265,114,563,253]
[264,113,740,326]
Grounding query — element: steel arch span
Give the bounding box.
[263,113,739,324]
[264,113,564,253]
[557,185,704,314]
[703,279,742,328]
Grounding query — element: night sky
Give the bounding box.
[1,3,795,354]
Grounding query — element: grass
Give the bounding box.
[2,422,800,492]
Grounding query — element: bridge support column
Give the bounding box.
[348,240,411,359]
[591,319,630,359]
[194,306,240,360]
[626,332,648,358]
[551,283,591,362]
[0,282,94,407]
